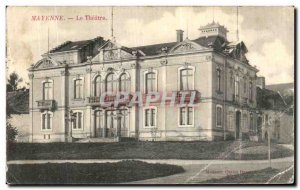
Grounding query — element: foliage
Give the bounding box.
[6,122,18,143]
[7,72,23,92]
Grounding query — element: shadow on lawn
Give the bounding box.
[7,160,185,184]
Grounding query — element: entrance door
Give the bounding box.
[106,110,117,137]
[236,111,241,139]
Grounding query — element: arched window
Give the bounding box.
[119,73,130,92]
[43,81,53,100]
[106,73,117,93]
[145,72,156,94]
[94,75,102,97]
[180,68,193,91]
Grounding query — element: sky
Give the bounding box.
[6,6,294,86]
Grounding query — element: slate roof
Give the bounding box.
[7,90,29,115]
[48,34,248,64]
[132,36,227,56]
[132,42,177,56]
[49,37,106,53]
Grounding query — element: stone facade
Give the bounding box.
[28,22,259,142]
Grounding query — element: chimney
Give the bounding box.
[256,77,265,89]
[176,30,184,43]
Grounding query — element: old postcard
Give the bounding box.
[6,6,294,185]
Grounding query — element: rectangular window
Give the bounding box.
[250,114,254,131]
[43,82,53,100]
[145,108,156,127]
[180,107,186,125]
[179,107,194,126]
[216,106,222,127]
[187,107,193,125]
[234,76,239,98]
[180,69,193,91]
[42,114,46,130]
[145,72,156,93]
[217,69,221,92]
[243,114,248,129]
[74,79,83,99]
[227,114,233,129]
[249,81,253,100]
[42,112,52,130]
[244,79,247,93]
[73,112,83,130]
[77,112,82,129]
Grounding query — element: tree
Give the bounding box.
[7,72,23,92]
[7,122,18,143]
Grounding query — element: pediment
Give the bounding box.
[34,57,60,69]
[98,40,137,61]
[169,39,207,54]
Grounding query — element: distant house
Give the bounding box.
[256,78,294,144]
[7,89,30,142]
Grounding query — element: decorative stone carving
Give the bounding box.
[131,63,136,69]
[103,49,120,61]
[61,70,68,76]
[132,50,138,57]
[160,59,168,66]
[28,73,34,79]
[86,67,92,73]
[184,62,191,68]
[40,59,55,68]
[205,55,212,61]
[161,47,168,54]
[174,42,195,52]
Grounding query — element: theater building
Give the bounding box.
[28,22,259,142]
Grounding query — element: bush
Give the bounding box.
[6,122,18,143]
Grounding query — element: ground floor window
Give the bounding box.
[72,111,83,130]
[179,107,193,126]
[41,111,53,130]
[144,107,156,127]
[216,105,223,128]
[250,113,254,131]
[227,112,234,129]
[243,113,248,129]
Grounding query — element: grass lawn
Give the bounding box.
[7,160,184,184]
[200,167,294,184]
[7,141,293,161]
